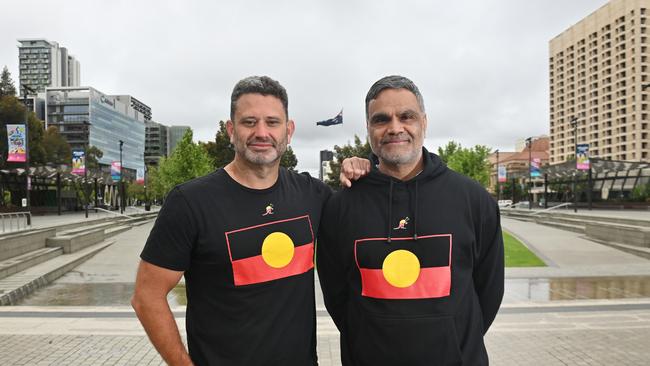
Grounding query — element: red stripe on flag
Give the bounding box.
[359,266,451,299]
[232,243,314,286]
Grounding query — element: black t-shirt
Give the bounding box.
[141,168,331,366]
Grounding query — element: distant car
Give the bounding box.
[497,199,513,208]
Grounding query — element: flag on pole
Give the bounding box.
[316,110,343,126]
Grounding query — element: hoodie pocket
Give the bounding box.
[351,314,462,366]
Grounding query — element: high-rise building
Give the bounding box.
[168,125,190,155]
[145,120,169,166]
[549,0,650,165]
[116,95,152,121]
[17,39,80,93]
[45,87,145,176]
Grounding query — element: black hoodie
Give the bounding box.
[317,148,504,366]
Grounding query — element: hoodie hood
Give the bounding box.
[365,147,448,242]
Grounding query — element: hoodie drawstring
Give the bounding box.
[387,179,394,243]
[413,180,419,241]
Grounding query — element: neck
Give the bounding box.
[378,153,424,181]
[224,156,280,189]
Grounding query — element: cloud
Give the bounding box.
[0,0,609,172]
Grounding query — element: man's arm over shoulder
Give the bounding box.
[472,192,504,333]
[316,192,348,330]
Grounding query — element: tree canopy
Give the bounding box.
[201,120,298,171]
[0,66,17,97]
[324,135,372,189]
[150,128,214,198]
[437,141,491,187]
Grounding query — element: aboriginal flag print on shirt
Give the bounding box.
[355,234,452,299]
[226,215,315,286]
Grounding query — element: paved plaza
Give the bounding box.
[0,210,649,365]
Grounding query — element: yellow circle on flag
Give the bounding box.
[382,249,420,288]
[261,232,295,268]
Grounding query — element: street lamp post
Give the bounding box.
[119,140,124,214]
[570,116,578,213]
[22,85,36,225]
[495,149,500,202]
[525,137,532,210]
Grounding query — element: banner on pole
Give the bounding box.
[72,150,86,175]
[136,168,145,185]
[531,158,541,178]
[6,124,26,162]
[577,144,590,170]
[497,165,507,183]
[111,161,121,182]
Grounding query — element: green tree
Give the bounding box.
[202,121,234,168]
[202,120,298,170]
[0,66,16,97]
[325,135,372,189]
[42,126,72,164]
[438,141,491,187]
[280,146,298,171]
[0,95,45,167]
[127,181,146,202]
[437,140,461,164]
[157,129,213,197]
[85,145,103,171]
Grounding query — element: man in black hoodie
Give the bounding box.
[317,75,504,365]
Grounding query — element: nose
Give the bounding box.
[253,121,271,139]
[386,115,405,135]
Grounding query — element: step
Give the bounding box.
[0,247,62,281]
[0,228,57,261]
[46,228,106,254]
[588,238,650,260]
[535,211,650,228]
[0,240,115,305]
[535,220,585,234]
[586,222,650,248]
[104,225,132,238]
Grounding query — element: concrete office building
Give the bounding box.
[549,0,650,165]
[116,95,152,121]
[18,39,80,93]
[145,121,169,166]
[168,125,190,155]
[45,87,145,177]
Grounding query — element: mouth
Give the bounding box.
[382,139,410,145]
[247,141,275,150]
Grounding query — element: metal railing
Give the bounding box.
[530,202,573,215]
[93,207,134,219]
[0,212,32,233]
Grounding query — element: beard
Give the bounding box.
[232,133,288,166]
[372,135,422,166]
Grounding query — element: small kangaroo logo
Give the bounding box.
[263,203,274,216]
[394,217,409,230]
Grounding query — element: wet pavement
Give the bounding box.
[15,276,650,306]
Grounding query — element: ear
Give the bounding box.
[422,113,428,138]
[286,119,295,144]
[226,120,235,143]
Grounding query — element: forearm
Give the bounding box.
[133,296,193,366]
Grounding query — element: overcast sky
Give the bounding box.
[1,0,609,175]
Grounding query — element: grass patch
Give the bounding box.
[503,231,546,267]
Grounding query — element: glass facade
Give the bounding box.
[89,92,145,174]
[46,87,145,178]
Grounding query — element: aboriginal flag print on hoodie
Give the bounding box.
[317,148,504,366]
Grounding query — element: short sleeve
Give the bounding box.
[140,187,197,271]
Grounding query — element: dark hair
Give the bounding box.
[365,75,425,119]
[230,76,288,120]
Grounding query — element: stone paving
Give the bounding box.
[1,212,650,365]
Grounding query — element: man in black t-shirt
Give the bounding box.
[132,76,368,366]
